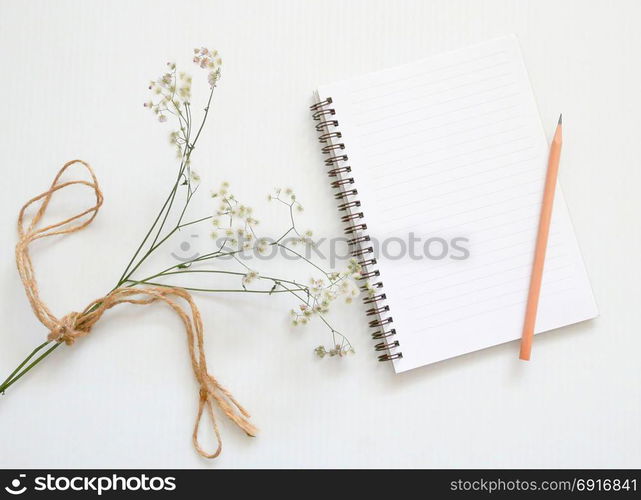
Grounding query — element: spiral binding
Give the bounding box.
[310,96,402,362]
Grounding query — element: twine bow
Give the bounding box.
[15,159,257,458]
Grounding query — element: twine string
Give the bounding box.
[14,159,257,459]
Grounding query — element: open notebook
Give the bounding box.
[310,35,597,373]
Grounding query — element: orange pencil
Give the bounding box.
[519,114,563,361]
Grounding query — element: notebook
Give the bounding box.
[309,35,598,373]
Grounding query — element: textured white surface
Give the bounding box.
[0,0,639,468]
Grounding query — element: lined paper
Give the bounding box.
[317,36,597,372]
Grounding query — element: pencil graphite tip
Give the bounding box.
[558,113,563,125]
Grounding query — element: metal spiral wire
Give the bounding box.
[310,96,401,362]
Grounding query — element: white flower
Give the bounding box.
[242,271,259,286]
[364,281,377,298]
[193,47,222,87]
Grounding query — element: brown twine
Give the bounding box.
[15,159,257,459]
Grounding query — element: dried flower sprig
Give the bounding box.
[0,47,356,396]
[126,178,359,356]
[133,49,358,356]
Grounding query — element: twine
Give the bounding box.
[14,159,257,459]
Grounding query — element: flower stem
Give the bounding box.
[130,280,307,294]
[0,342,61,395]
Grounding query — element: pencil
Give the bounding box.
[519,114,563,361]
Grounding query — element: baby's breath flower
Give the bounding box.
[193,47,222,88]
[208,71,219,88]
[209,182,261,253]
[242,270,259,286]
[364,281,377,298]
[324,344,355,357]
[347,257,362,275]
[314,346,327,359]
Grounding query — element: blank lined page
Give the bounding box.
[317,36,597,372]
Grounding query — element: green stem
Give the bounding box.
[191,86,215,146]
[0,342,61,395]
[275,242,331,279]
[151,269,307,289]
[179,215,212,228]
[0,341,49,390]
[119,87,215,286]
[131,280,306,293]
[117,166,185,285]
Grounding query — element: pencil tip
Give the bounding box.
[558,113,562,125]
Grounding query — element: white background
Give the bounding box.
[0,0,639,468]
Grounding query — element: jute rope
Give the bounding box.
[15,159,257,458]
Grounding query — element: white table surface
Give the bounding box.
[0,0,639,469]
